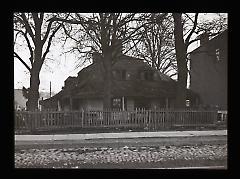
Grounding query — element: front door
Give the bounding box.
[134,98,151,110]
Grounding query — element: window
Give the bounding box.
[139,71,145,80]
[112,97,127,110]
[112,98,122,109]
[121,70,126,80]
[126,73,131,80]
[216,48,221,61]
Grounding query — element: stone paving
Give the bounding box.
[15,144,227,168]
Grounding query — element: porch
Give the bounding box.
[57,96,174,111]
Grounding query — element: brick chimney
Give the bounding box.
[200,32,209,46]
[64,76,76,88]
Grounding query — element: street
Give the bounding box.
[15,143,227,169]
[15,131,227,169]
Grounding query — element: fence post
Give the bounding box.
[30,112,36,134]
[81,109,84,128]
[165,108,169,129]
[149,110,151,131]
[14,111,18,131]
[213,110,218,125]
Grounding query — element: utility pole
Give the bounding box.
[50,81,52,98]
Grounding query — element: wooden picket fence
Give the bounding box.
[14,109,220,133]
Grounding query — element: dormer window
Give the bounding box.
[139,71,154,81]
[146,71,154,81]
[112,70,128,80]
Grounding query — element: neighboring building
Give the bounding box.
[40,52,198,111]
[190,29,228,110]
[39,91,55,100]
[14,89,27,110]
[14,89,54,111]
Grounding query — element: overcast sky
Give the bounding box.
[14,37,91,93]
[14,13,227,94]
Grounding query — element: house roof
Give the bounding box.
[40,54,197,106]
[69,78,176,99]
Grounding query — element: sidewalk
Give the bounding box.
[15,130,227,142]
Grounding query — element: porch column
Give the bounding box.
[70,97,73,111]
[122,96,125,111]
[165,97,169,109]
[57,100,61,111]
[196,97,199,107]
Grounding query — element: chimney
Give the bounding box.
[64,76,76,88]
[113,39,123,58]
[200,32,209,46]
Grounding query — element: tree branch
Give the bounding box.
[40,13,44,22]
[49,17,83,25]
[169,72,177,78]
[14,28,34,66]
[20,13,35,43]
[123,34,145,56]
[42,18,54,44]
[68,14,103,50]
[32,13,39,26]
[122,23,147,43]
[41,24,62,62]
[14,52,31,72]
[185,13,199,46]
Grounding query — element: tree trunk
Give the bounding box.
[26,46,43,111]
[27,69,40,111]
[102,53,113,109]
[173,13,188,109]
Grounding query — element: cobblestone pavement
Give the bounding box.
[15,144,227,168]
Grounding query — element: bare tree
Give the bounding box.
[14,13,65,111]
[52,13,167,109]
[129,13,177,78]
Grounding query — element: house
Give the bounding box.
[40,52,199,111]
[190,29,228,110]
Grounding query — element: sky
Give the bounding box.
[14,13,227,94]
[14,38,90,93]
